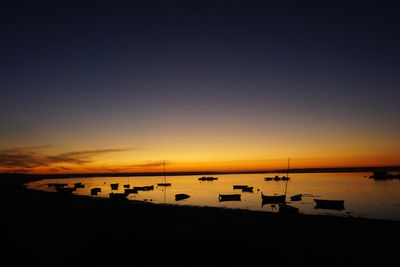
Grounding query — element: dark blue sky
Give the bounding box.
[1,1,400,172]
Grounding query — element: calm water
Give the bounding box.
[25,172,400,220]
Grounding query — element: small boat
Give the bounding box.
[264,177,273,181]
[90,188,102,195]
[198,176,218,181]
[290,194,302,201]
[133,185,154,191]
[123,184,130,188]
[281,176,290,181]
[74,182,85,188]
[261,193,286,203]
[273,176,281,181]
[242,186,253,192]
[233,185,249,189]
[175,194,190,201]
[109,192,128,200]
[124,188,138,194]
[314,199,345,210]
[56,187,76,194]
[279,203,299,213]
[218,194,241,202]
[110,183,119,190]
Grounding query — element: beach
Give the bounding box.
[1,174,400,266]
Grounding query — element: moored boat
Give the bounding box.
[175,194,190,201]
[218,194,241,202]
[314,199,344,210]
[233,185,249,189]
[110,183,119,190]
[90,188,101,195]
[198,176,218,181]
[74,182,85,188]
[242,186,253,192]
[261,193,286,204]
[290,194,302,201]
[133,185,154,191]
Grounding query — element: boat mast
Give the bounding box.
[284,157,290,196]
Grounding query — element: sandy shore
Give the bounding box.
[1,174,400,266]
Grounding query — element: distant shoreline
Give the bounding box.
[2,165,400,179]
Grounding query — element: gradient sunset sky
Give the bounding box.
[1,1,400,174]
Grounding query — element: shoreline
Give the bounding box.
[2,165,400,179]
[2,173,400,265]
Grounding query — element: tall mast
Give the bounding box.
[163,161,166,183]
[284,157,290,196]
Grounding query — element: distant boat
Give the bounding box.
[198,176,218,181]
[264,177,273,181]
[123,184,130,188]
[314,199,344,210]
[157,161,172,186]
[90,188,101,195]
[218,194,241,202]
[261,193,286,203]
[124,188,138,194]
[274,176,281,181]
[279,203,299,213]
[242,186,253,192]
[109,192,128,200]
[74,182,85,188]
[175,194,190,201]
[53,183,68,188]
[233,185,249,189]
[290,194,302,201]
[281,176,290,181]
[110,183,119,190]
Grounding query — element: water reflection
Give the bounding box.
[25,172,400,220]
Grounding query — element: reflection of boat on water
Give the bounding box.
[290,194,302,201]
[219,194,241,202]
[109,192,128,200]
[110,183,119,190]
[133,185,154,191]
[314,199,344,210]
[158,161,172,186]
[90,188,101,195]
[261,193,286,204]
[198,176,218,181]
[279,203,299,213]
[175,194,190,201]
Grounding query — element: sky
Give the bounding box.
[1,0,400,174]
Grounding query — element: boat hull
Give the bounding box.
[261,193,286,204]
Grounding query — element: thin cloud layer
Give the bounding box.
[0,146,133,170]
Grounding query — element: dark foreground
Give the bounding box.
[1,175,400,266]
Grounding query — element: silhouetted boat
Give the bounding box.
[290,194,302,201]
[218,194,241,202]
[242,186,253,192]
[314,199,344,210]
[110,183,119,190]
[175,194,190,201]
[123,184,130,188]
[124,188,138,194]
[198,176,218,181]
[90,188,101,195]
[109,192,128,200]
[261,193,286,203]
[233,185,249,189]
[74,182,85,188]
[281,176,290,181]
[158,161,172,186]
[264,177,273,181]
[56,187,76,194]
[274,176,281,181]
[279,203,299,213]
[53,183,68,188]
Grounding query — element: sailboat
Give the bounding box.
[157,161,171,186]
[261,157,291,204]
